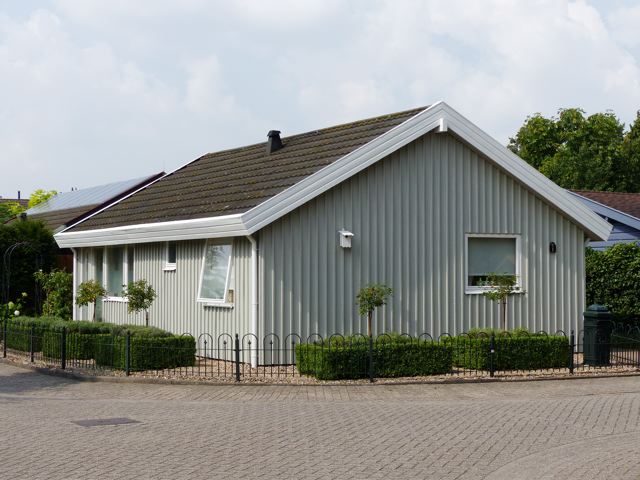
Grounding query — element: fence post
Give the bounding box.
[3,319,7,358]
[30,324,35,363]
[368,335,374,383]
[61,327,67,370]
[125,332,131,377]
[569,330,575,374]
[489,333,495,378]
[234,334,241,382]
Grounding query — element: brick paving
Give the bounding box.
[1,362,640,479]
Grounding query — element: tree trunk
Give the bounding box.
[145,310,149,327]
[92,301,96,322]
[501,299,507,330]
[367,311,372,337]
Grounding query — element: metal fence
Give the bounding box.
[2,320,640,382]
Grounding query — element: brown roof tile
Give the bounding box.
[572,190,640,219]
[71,106,426,231]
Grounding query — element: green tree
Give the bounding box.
[0,202,25,223]
[34,269,73,319]
[76,280,107,321]
[124,280,156,326]
[28,189,58,208]
[481,274,522,330]
[509,108,634,191]
[356,284,393,336]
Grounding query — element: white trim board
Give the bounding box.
[55,102,612,248]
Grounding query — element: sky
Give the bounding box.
[1,0,640,199]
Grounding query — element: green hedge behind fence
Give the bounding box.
[1,316,62,352]
[445,335,570,370]
[95,334,196,370]
[296,337,453,380]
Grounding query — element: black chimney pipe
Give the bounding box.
[266,130,283,154]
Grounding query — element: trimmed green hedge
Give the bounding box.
[95,334,196,370]
[296,336,453,380]
[445,334,570,370]
[1,316,63,352]
[42,331,99,360]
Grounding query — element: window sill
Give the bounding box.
[163,264,177,272]
[103,297,128,303]
[198,301,234,309]
[465,288,524,295]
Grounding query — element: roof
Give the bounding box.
[0,198,28,208]
[26,173,163,233]
[55,102,612,248]
[69,107,426,232]
[571,190,640,219]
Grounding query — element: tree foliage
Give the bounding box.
[124,280,156,326]
[585,244,640,316]
[509,108,640,191]
[34,269,73,319]
[0,202,25,223]
[481,274,522,330]
[76,280,107,321]
[27,189,58,208]
[356,284,393,336]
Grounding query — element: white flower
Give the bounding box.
[14,310,20,316]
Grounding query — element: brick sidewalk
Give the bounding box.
[1,362,640,479]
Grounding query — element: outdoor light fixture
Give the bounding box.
[549,242,557,254]
[339,230,354,249]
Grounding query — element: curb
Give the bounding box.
[3,356,640,387]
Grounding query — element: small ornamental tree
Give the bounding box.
[76,280,107,321]
[356,284,393,337]
[481,274,522,330]
[124,280,156,326]
[34,269,73,319]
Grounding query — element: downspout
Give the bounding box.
[247,235,259,368]
[70,248,78,321]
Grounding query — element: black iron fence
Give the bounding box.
[2,319,640,382]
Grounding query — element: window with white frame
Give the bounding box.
[466,235,520,291]
[164,241,177,270]
[97,245,134,298]
[198,241,233,303]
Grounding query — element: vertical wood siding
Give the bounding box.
[259,132,586,339]
[76,238,252,344]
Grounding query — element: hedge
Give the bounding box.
[445,334,570,370]
[1,316,63,352]
[296,336,453,380]
[95,334,196,370]
[42,331,99,360]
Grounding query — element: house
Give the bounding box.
[54,102,611,353]
[569,190,640,250]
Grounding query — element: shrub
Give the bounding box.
[42,321,112,359]
[1,316,62,351]
[95,334,196,370]
[445,334,570,370]
[34,269,73,320]
[296,335,453,380]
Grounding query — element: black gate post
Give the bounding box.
[125,332,131,376]
[30,324,35,363]
[2,319,7,358]
[368,335,374,383]
[569,330,575,374]
[61,326,67,370]
[234,334,241,382]
[489,333,495,378]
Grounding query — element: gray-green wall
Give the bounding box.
[258,131,586,339]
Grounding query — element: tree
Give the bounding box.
[124,280,156,326]
[0,202,25,223]
[481,274,522,330]
[28,189,57,208]
[76,280,107,321]
[356,284,393,336]
[34,269,73,319]
[509,108,635,191]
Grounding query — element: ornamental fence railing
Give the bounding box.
[1,319,639,382]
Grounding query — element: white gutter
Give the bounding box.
[247,235,259,368]
[70,247,77,321]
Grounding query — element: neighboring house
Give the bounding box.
[55,102,611,350]
[0,197,29,209]
[569,190,640,250]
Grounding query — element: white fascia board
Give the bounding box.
[242,104,446,233]
[568,192,640,232]
[55,214,246,248]
[439,103,612,241]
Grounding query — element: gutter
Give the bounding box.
[247,235,259,368]
[70,247,77,321]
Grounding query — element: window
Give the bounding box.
[164,242,177,271]
[198,241,232,303]
[97,245,134,298]
[466,235,520,292]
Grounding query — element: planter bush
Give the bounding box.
[296,335,453,380]
[42,331,100,360]
[446,334,570,371]
[1,316,62,352]
[95,334,196,370]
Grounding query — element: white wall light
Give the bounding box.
[339,230,354,249]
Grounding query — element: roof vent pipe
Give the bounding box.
[266,130,283,154]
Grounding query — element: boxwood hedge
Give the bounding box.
[1,316,63,352]
[95,334,196,370]
[296,335,453,380]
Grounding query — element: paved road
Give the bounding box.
[1,362,640,479]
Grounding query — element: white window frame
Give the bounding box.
[102,245,134,302]
[164,241,177,271]
[197,240,234,307]
[465,233,522,295]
